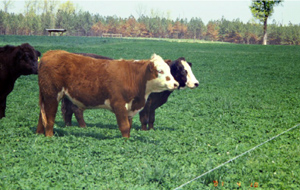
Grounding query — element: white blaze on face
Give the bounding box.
[181,60,199,89]
[146,54,179,93]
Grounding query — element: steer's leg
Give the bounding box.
[113,104,131,138]
[139,109,149,131]
[37,93,45,134]
[139,98,152,130]
[36,112,45,134]
[42,98,59,137]
[61,98,73,126]
[73,107,86,128]
[0,98,6,119]
[148,109,156,130]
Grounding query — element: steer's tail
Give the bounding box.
[39,94,47,127]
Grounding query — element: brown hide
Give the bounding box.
[74,53,113,60]
[37,50,162,138]
[61,57,172,128]
[62,51,113,127]
[60,55,198,132]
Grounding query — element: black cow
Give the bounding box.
[0,43,41,119]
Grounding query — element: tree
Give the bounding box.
[58,0,75,15]
[268,20,284,44]
[188,17,205,40]
[206,21,219,41]
[40,0,57,34]
[244,21,261,44]
[138,15,154,37]
[250,0,283,45]
[91,20,106,36]
[24,0,40,35]
[2,0,13,13]
[77,11,93,36]
[283,23,300,45]
[135,3,147,19]
[56,1,76,35]
[56,9,76,35]
[0,10,7,34]
[173,19,188,39]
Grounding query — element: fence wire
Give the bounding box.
[174,123,300,190]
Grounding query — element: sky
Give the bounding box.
[6,0,300,25]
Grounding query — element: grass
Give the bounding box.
[0,35,300,189]
[124,37,228,44]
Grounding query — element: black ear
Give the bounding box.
[21,43,31,47]
[36,50,41,57]
[3,45,14,51]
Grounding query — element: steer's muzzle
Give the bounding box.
[187,80,199,89]
[167,81,179,91]
[174,82,179,89]
[194,82,199,88]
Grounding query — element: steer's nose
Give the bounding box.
[174,82,179,89]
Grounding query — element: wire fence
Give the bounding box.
[174,123,300,190]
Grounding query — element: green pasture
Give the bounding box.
[0,35,300,189]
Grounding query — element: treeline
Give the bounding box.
[0,4,299,45]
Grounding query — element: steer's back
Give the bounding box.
[39,50,112,106]
[38,50,151,109]
[40,50,108,79]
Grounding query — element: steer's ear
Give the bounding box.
[36,50,41,57]
[148,61,155,72]
[164,59,172,66]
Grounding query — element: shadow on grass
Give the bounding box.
[56,120,147,131]
[153,125,176,131]
[30,121,150,140]
[53,127,120,140]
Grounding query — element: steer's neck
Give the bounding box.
[123,64,150,112]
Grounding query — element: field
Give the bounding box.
[0,35,300,189]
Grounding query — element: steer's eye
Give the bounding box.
[158,70,164,74]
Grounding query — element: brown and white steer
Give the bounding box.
[61,55,199,130]
[36,50,179,138]
[0,43,41,119]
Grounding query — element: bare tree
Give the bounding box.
[2,0,13,13]
[135,3,147,18]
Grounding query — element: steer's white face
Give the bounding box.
[181,60,199,89]
[146,54,179,94]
